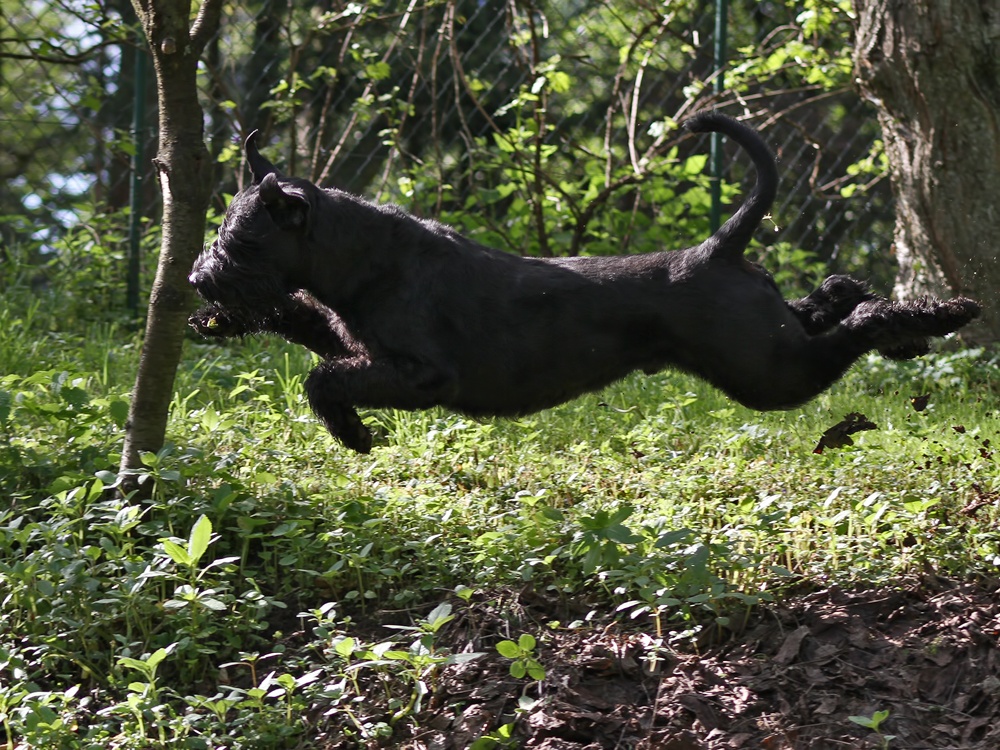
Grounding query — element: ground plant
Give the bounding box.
[1,243,998,747]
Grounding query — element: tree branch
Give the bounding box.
[0,37,126,65]
[190,0,225,52]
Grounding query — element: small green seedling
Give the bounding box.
[849,709,895,748]
[496,633,545,681]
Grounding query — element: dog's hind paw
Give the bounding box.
[938,297,981,327]
[878,339,931,360]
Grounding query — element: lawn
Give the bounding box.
[1,292,998,748]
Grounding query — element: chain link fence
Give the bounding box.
[1,0,896,302]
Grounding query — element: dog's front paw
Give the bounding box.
[336,415,374,455]
[314,402,373,454]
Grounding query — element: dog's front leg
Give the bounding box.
[303,363,373,454]
[257,292,358,360]
[190,293,357,361]
[304,355,457,453]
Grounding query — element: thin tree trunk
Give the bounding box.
[120,0,222,488]
[853,0,999,344]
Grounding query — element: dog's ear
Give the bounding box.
[258,173,309,230]
[245,130,279,184]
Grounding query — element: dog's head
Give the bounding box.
[188,131,320,311]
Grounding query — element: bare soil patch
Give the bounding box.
[329,577,1000,749]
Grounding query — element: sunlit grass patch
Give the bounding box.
[1,302,997,747]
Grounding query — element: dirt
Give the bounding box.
[326,576,1000,749]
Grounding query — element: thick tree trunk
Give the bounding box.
[853,0,1000,344]
[119,0,222,487]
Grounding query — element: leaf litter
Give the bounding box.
[321,576,1000,749]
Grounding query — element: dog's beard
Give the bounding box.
[189,299,292,339]
[190,251,290,311]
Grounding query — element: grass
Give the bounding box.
[1,291,998,748]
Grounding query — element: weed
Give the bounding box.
[496,633,546,681]
[849,708,896,748]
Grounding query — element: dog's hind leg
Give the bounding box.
[725,296,980,411]
[786,275,875,335]
[787,276,940,361]
[841,296,979,354]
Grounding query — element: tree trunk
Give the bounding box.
[852,0,1000,344]
[119,0,222,487]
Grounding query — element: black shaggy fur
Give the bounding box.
[189,113,980,453]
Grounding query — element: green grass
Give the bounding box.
[1,296,998,748]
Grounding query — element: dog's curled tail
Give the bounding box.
[684,112,778,261]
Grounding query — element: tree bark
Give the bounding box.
[119,0,223,487]
[853,0,1000,344]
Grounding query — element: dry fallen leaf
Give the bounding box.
[814,412,877,454]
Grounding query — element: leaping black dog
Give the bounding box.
[189,113,980,453]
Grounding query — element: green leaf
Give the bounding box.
[188,515,212,564]
[117,657,150,672]
[683,154,709,176]
[495,640,521,658]
[425,602,454,630]
[492,133,516,153]
[509,661,526,679]
[145,648,169,670]
[527,664,546,680]
[161,539,192,566]
[517,633,536,652]
[654,528,694,548]
[0,390,11,423]
[364,61,391,81]
[549,71,571,93]
[334,637,356,658]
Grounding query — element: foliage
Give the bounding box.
[496,633,545,681]
[1,270,998,744]
[0,0,137,239]
[849,708,896,748]
[4,0,891,290]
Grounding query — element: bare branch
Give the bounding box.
[190,0,225,53]
[0,37,127,65]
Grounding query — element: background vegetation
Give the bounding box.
[1,0,997,747]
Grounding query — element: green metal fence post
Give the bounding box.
[709,0,729,233]
[127,37,148,316]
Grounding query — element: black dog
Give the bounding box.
[188,113,980,453]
